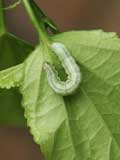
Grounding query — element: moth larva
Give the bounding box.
[44,42,82,96]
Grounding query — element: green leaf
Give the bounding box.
[0,33,34,126]
[14,30,120,160]
[1,29,120,159]
[0,0,34,127]
[0,63,23,89]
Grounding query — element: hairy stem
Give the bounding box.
[22,0,57,45]
[0,0,6,35]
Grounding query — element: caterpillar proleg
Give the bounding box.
[44,42,82,96]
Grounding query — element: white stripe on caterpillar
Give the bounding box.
[44,42,82,96]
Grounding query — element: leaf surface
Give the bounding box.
[17,30,120,160]
[0,63,23,89]
[1,30,120,160]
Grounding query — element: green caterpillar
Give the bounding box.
[44,42,82,96]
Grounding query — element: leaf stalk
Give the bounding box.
[0,0,6,35]
[22,0,59,45]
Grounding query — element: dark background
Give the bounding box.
[1,0,120,159]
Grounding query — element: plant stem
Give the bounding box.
[22,0,52,45]
[0,0,6,35]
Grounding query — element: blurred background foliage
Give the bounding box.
[1,0,120,159]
